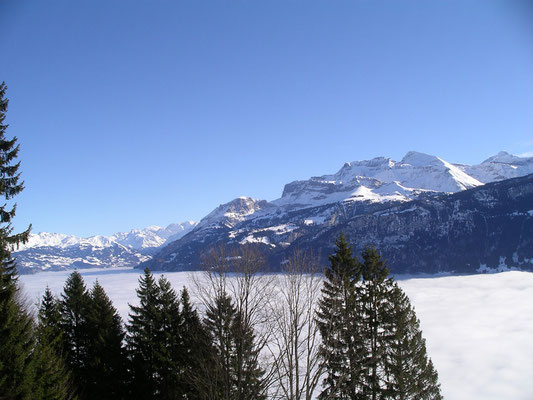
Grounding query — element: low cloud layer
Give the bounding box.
[20,269,533,400]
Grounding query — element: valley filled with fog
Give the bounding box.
[19,269,533,400]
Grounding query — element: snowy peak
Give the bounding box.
[278,151,485,209]
[195,197,274,231]
[400,151,442,167]
[458,152,533,183]
[18,221,198,252]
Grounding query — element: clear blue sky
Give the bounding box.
[1,0,532,237]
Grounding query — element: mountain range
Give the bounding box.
[14,222,197,273]
[15,151,533,274]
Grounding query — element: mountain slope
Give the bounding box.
[141,151,533,274]
[14,222,197,273]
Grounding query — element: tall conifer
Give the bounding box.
[0,81,34,399]
[127,268,161,399]
[316,233,361,399]
[84,280,128,400]
[60,271,90,397]
[204,290,266,400]
[34,286,75,400]
[382,284,442,400]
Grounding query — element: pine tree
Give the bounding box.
[204,291,236,400]
[232,309,266,400]
[60,271,90,397]
[154,275,182,400]
[204,290,266,400]
[358,245,392,400]
[382,284,442,400]
[0,81,35,400]
[84,280,128,400]
[316,233,362,399]
[177,287,214,400]
[127,268,161,399]
[34,287,75,400]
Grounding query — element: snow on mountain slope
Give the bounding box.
[18,222,197,252]
[14,222,197,273]
[274,151,483,209]
[19,150,533,274]
[142,150,533,273]
[456,151,533,183]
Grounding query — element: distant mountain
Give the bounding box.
[14,222,197,273]
[17,150,533,274]
[140,151,533,274]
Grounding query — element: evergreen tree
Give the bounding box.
[204,290,266,400]
[231,309,266,400]
[358,245,393,400]
[38,287,63,350]
[204,291,236,400]
[84,280,128,400]
[0,272,35,399]
[34,287,75,400]
[177,287,214,400]
[0,81,34,400]
[127,268,161,399]
[382,284,442,400]
[154,275,182,400]
[316,233,362,399]
[60,271,90,396]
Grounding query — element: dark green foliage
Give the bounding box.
[316,233,362,399]
[317,236,442,399]
[154,275,182,399]
[34,287,75,400]
[0,81,35,400]
[204,292,236,399]
[382,284,442,400]
[84,281,128,399]
[204,291,266,400]
[0,277,35,399]
[127,268,160,398]
[358,245,393,399]
[60,270,90,394]
[177,287,214,400]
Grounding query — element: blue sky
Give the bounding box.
[1,0,532,236]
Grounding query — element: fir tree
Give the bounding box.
[84,280,128,400]
[204,290,266,400]
[34,286,75,400]
[154,275,182,400]
[38,286,63,349]
[358,245,392,400]
[0,81,34,400]
[127,268,161,399]
[316,233,362,399]
[177,287,214,400]
[204,291,236,400]
[231,309,266,400]
[382,284,442,400]
[60,271,90,397]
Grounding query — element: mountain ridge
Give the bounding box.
[15,150,533,274]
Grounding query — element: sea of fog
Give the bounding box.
[19,268,533,400]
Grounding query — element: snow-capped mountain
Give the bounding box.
[456,151,533,183]
[17,150,533,274]
[140,151,533,273]
[275,151,483,209]
[14,222,197,273]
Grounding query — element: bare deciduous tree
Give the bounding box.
[191,244,277,398]
[268,249,324,400]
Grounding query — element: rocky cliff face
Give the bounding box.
[140,151,533,274]
[17,151,533,274]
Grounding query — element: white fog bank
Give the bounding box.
[20,269,533,400]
